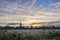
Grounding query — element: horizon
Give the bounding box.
[0,21,60,27]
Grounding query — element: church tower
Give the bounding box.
[20,20,22,28]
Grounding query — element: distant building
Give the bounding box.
[20,20,22,27]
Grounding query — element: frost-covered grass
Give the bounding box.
[0,29,60,40]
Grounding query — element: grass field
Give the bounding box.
[0,29,60,40]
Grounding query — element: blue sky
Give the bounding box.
[36,0,60,8]
[0,0,60,26]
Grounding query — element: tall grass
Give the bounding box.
[0,30,60,40]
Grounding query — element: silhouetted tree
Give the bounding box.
[30,25,33,29]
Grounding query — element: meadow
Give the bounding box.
[0,29,60,40]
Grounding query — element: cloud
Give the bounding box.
[0,0,60,26]
[48,2,60,12]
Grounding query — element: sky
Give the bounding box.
[0,0,60,26]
